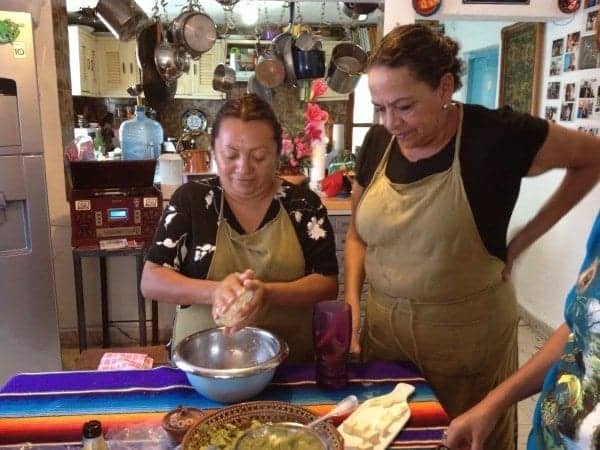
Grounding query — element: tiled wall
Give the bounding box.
[73,88,348,142]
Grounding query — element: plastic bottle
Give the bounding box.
[93,130,105,158]
[82,420,109,450]
[119,104,163,182]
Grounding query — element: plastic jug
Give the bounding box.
[119,105,163,160]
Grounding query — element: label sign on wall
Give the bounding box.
[12,42,25,58]
[0,18,22,45]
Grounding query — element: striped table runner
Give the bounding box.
[0,361,448,448]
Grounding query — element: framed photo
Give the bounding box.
[579,34,600,70]
[546,81,561,99]
[463,0,529,3]
[565,82,577,101]
[499,22,544,115]
[586,10,598,32]
[552,38,564,57]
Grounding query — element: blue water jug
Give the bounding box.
[119,105,163,162]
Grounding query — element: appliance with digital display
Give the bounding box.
[68,160,163,247]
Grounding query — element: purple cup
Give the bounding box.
[313,300,351,390]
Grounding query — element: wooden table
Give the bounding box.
[0,362,448,448]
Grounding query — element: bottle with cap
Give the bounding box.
[119,102,164,183]
[82,420,109,450]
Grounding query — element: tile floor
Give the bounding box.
[516,319,548,449]
[60,319,549,449]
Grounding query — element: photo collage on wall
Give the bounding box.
[546,1,600,130]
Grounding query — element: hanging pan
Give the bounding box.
[154,21,184,84]
[326,42,367,94]
[272,2,297,87]
[170,2,217,59]
[95,0,150,41]
[255,40,286,88]
[212,63,236,92]
[137,22,176,112]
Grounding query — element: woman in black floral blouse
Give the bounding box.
[141,94,338,363]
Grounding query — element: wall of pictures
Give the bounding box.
[541,0,600,135]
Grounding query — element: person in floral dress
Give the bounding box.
[141,94,338,363]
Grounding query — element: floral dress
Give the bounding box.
[146,177,338,293]
[528,213,600,449]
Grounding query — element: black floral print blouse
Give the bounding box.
[146,177,339,279]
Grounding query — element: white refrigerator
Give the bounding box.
[0,6,61,384]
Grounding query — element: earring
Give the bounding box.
[442,103,449,110]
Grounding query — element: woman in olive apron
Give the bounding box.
[345,23,600,450]
[141,95,338,365]
[172,191,315,364]
[354,106,519,448]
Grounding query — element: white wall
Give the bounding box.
[512,3,600,329]
[383,0,600,330]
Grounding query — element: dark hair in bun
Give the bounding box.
[369,24,464,92]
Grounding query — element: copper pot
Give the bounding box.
[177,130,212,173]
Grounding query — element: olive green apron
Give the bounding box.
[355,105,518,450]
[172,191,314,364]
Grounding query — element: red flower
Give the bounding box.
[309,79,328,101]
[305,122,323,141]
[304,102,329,124]
[279,93,330,171]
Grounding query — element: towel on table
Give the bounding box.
[97,352,153,370]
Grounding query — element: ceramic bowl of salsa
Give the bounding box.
[181,400,344,450]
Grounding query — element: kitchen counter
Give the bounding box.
[322,196,352,215]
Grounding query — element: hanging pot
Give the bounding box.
[292,47,325,80]
[95,0,150,41]
[326,42,367,94]
[247,75,273,104]
[273,33,297,87]
[170,8,217,59]
[212,63,236,92]
[272,1,297,87]
[342,2,379,17]
[154,22,184,84]
[215,0,240,10]
[137,23,176,111]
[255,51,286,88]
[261,25,281,41]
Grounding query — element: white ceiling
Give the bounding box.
[66,1,383,27]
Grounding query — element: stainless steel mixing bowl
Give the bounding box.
[172,327,289,403]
